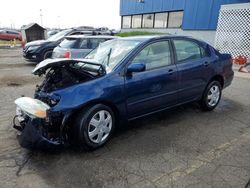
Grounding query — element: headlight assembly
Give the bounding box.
[14,97,50,119]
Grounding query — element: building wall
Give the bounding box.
[121,28,216,46]
[120,0,250,30]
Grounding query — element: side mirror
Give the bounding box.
[127,63,145,74]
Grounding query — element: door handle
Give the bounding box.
[168,69,174,75]
[203,62,209,67]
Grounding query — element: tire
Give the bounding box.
[70,104,115,150]
[43,50,52,60]
[200,81,222,111]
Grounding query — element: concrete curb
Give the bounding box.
[233,65,250,80]
[234,71,250,80]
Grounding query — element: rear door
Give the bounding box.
[172,39,213,102]
[125,40,178,119]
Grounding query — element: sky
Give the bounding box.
[0,0,121,29]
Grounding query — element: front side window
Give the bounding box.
[168,11,183,28]
[173,40,203,63]
[154,12,168,28]
[132,15,142,28]
[132,41,172,70]
[122,16,131,29]
[142,14,154,28]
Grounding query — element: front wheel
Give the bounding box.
[43,50,52,60]
[70,104,115,150]
[200,81,222,111]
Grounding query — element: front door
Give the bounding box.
[125,40,178,119]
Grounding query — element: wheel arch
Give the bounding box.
[201,74,224,100]
[42,48,54,59]
[208,74,224,88]
[67,100,120,127]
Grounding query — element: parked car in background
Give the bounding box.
[23,28,95,62]
[0,30,22,41]
[52,35,117,59]
[13,36,234,150]
[111,29,120,35]
[95,27,113,35]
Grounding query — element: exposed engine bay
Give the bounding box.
[35,61,103,93]
[33,59,105,106]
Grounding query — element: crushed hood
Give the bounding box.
[32,58,103,75]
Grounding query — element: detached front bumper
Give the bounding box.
[13,97,64,150]
[14,117,61,150]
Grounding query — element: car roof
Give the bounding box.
[64,34,207,45]
[118,35,207,44]
[65,35,118,39]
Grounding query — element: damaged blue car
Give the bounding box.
[13,36,234,150]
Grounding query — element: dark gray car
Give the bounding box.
[52,35,118,59]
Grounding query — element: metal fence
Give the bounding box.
[214,3,250,60]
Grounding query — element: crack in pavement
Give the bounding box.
[15,152,33,176]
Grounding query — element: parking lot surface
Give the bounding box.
[0,48,250,188]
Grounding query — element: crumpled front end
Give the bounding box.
[13,59,106,150]
[13,97,64,150]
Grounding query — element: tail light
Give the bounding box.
[63,51,71,58]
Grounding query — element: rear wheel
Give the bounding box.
[200,81,222,111]
[70,104,115,150]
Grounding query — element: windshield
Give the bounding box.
[47,29,71,41]
[85,39,140,72]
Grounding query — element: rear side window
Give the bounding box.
[60,38,78,48]
[79,39,88,49]
[173,40,205,63]
[88,38,107,49]
[132,41,172,70]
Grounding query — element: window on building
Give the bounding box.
[122,16,131,29]
[132,15,142,28]
[168,11,183,28]
[154,12,168,28]
[132,41,171,70]
[142,14,154,28]
[173,40,203,63]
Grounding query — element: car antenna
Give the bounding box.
[106,48,112,66]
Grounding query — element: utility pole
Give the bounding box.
[58,16,60,29]
[40,9,43,26]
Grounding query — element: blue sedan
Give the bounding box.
[13,36,234,150]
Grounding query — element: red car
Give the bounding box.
[0,30,22,41]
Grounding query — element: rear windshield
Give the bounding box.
[59,38,79,48]
[59,37,113,49]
